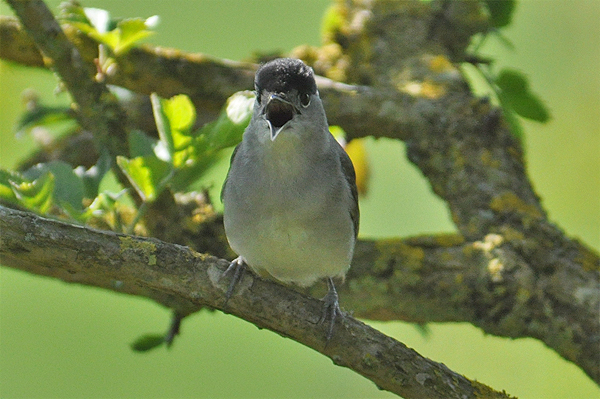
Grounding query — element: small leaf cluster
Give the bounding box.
[61,3,158,56]
[59,3,159,79]
[117,91,253,231]
[1,90,252,231]
[1,4,253,235]
[494,68,550,139]
[467,0,550,141]
[0,152,121,224]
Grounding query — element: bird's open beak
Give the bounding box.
[264,94,297,141]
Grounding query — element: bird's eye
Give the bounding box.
[299,93,311,108]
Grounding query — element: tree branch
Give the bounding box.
[0,205,513,399]
[342,234,600,384]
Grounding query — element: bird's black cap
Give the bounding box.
[255,58,317,95]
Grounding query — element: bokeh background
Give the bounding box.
[1,1,598,398]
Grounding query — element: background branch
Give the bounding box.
[344,234,600,384]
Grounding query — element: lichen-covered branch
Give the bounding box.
[0,205,513,399]
[342,234,600,384]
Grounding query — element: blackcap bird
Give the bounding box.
[221,58,359,339]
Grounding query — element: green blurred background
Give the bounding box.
[0,1,598,398]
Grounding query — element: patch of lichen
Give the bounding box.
[480,148,501,169]
[307,0,488,93]
[450,144,467,170]
[462,241,477,258]
[395,53,466,100]
[404,233,464,248]
[304,0,373,84]
[497,225,524,242]
[291,43,350,83]
[490,191,543,219]
[374,239,426,290]
[345,272,400,321]
[118,235,157,266]
[321,2,348,44]
[429,54,453,74]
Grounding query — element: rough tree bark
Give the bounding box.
[0,205,511,399]
[1,0,598,396]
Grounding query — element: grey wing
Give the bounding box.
[338,143,360,239]
[220,144,241,203]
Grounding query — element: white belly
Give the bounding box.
[224,179,354,287]
[233,212,353,287]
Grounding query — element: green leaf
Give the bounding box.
[512,92,550,122]
[130,334,165,352]
[495,69,527,92]
[74,149,112,199]
[0,169,25,203]
[10,171,54,214]
[485,0,516,28]
[15,105,76,137]
[495,69,550,123]
[163,94,196,132]
[117,155,172,202]
[128,129,157,158]
[150,93,174,163]
[329,125,347,143]
[151,93,197,168]
[72,15,156,56]
[196,90,254,151]
[111,18,156,55]
[70,22,107,44]
[140,91,251,193]
[168,91,253,190]
[87,191,119,214]
[162,94,196,167]
[62,191,119,223]
[23,162,85,212]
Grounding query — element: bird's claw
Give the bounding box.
[319,277,342,343]
[220,256,247,306]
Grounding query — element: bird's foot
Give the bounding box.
[319,277,343,343]
[220,256,247,306]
